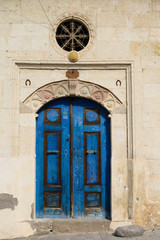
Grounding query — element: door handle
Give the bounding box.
[86,150,98,154]
[47,151,59,154]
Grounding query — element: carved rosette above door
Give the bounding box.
[23,80,122,113]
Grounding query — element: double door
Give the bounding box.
[36,97,111,219]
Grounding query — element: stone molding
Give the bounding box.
[16,61,133,222]
[15,61,132,159]
[23,80,122,113]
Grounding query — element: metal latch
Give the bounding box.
[47,151,59,154]
[86,150,98,154]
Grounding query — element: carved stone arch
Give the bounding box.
[23,80,123,113]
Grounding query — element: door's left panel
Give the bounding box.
[36,98,70,218]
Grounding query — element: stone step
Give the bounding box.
[52,219,111,233]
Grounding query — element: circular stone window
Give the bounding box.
[56,19,89,52]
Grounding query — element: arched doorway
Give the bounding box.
[36,97,111,219]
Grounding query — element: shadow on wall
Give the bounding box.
[0,193,18,210]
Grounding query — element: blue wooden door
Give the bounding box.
[36,97,111,219]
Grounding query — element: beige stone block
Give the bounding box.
[95,40,131,59]
[135,146,144,159]
[0,50,8,63]
[144,83,160,98]
[0,37,7,51]
[111,114,127,159]
[11,136,19,158]
[7,49,58,61]
[14,156,35,220]
[153,0,160,10]
[81,0,115,9]
[31,37,49,51]
[146,160,160,176]
[0,0,21,12]
[154,128,160,145]
[0,24,12,36]
[19,127,35,155]
[143,113,160,128]
[112,127,127,159]
[19,113,35,127]
[34,0,59,23]
[133,163,151,226]
[143,146,160,160]
[96,27,116,41]
[143,69,160,84]
[149,28,160,42]
[58,0,81,7]
[0,81,14,109]
[146,161,160,201]
[134,104,143,147]
[0,66,11,82]
[0,10,22,24]
[0,81,4,107]
[133,11,160,28]
[0,109,15,124]
[112,158,128,220]
[10,24,49,37]
[20,0,48,23]
[133,72,143,104]
[0,157,14,192]
[97,11,126,27]
[130,41,160,57]
[141,56,160,69]
[0,122,12,135]
[0,220,33,239]
[143,128,155,146]
[103,28,150,42]
[8,36,32,51]
[143,98,160,113]
[116,0,152,12]
[0,136,12,157]
[133,158,146,202]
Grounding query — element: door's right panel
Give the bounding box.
[72,98,111,219]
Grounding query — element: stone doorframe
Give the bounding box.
[16,62,133,227]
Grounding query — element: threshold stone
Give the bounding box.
[115,225,144,237]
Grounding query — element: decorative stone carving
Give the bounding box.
[91,91,103,102]
[79,86,90,97]
[25,93,43,112]
[55,85,68,97]
[52,81,69,95]
[104,100,115,111]
[37,85,54,103]
[23,80,122,113]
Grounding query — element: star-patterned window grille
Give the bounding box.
[56,19,89,52]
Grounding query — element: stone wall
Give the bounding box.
[0,0,160,238]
